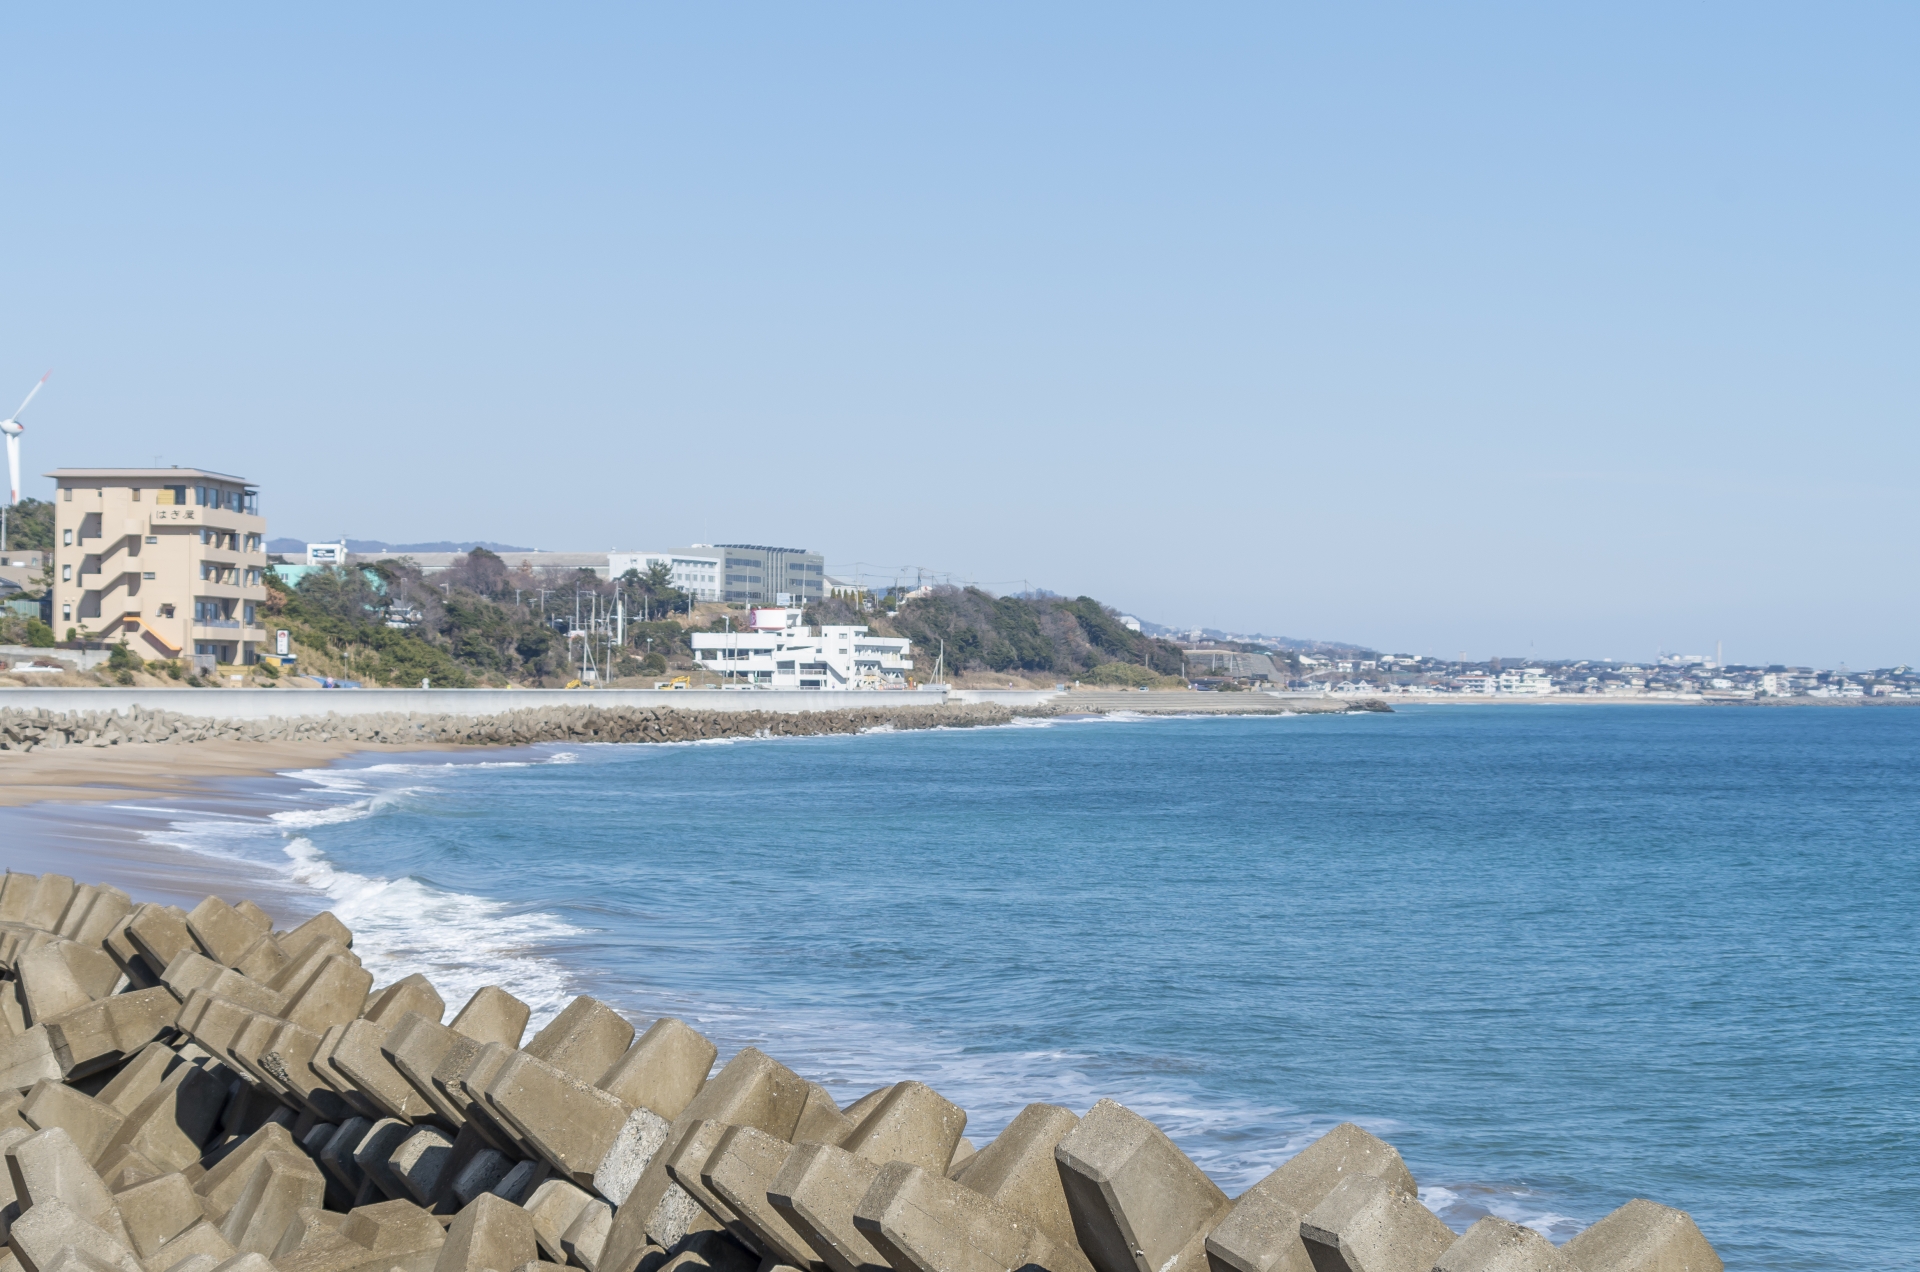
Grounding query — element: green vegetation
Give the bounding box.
[1079,662,1188,688]
[0,499,53,553]
[808,586,1186,680]
[268,550,702,686]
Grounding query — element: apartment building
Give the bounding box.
[47,467,267,665]
[607,549,723,602]
[689,607,913,688]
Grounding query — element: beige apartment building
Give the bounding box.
[46,467,268,665]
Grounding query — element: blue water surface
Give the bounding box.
[160,705,1919,1270]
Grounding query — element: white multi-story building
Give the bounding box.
[1496,667,1555,695]
[689,608,914,689]
[608,549,724,602]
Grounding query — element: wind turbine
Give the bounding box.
[2,372,49,552]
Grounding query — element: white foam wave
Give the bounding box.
[1421,1184,1584,1242]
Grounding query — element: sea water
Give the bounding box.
[128,705,1920,1269]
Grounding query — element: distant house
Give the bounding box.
[689,608,913,689]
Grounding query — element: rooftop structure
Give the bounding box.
[45,467,267,665]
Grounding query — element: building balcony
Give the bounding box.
[191,622,266,642]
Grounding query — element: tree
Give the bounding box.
[0,498,53,553]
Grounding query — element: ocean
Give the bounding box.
[27,704,1919,1270]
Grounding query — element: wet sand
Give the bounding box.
[0,736,478,808]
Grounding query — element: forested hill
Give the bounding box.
[809,586,1186,682]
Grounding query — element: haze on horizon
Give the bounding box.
[2,6,1914,669]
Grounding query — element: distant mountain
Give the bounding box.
[266,538,537,555]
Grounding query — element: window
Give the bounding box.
[159,604,174,618]
[61,564,71,581]
[131,487,141,501]
[62,529,72,546]
[142,572,155,581]
[61,604,71,620]
[244,602,256,623]
[144,535,157,544]
[62,487,71,501]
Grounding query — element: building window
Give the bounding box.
[131,487,141,501]
[144,535,157,544]
[62,487,71,501]
[61,604,71,620]
[62,529,72,546]
[142,572,155,580]
[244,602,256,623]
[61,564,71,581]
[159,604,174,618]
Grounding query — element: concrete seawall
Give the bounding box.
[0,686,956,720]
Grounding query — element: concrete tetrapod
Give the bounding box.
[1054,1099,1229,1272]
[1561,1200,1722,1272]
[1297,1174,1454,1272]
[1206,1123,1415,1272]
[697,1123,821,1268]
[948,1103,1081,1249]
[435,1193,537,1272]
[766,1142,893,1272]
[853,1158,1096,1272]
[1433,1218,1577,1272]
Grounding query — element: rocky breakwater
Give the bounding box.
[0,872,1724,1272]
[0,704,1057,753]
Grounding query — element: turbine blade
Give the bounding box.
[5,433,18,507]
[11,371,49,420]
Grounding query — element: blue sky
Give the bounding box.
[3,5,1914,666]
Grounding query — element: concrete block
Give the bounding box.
[144,1218,237,1272]
[0,1027,63,1089]
[271,1207,350,1262]
[840,1083,966,1175]
[484,1051,633,1189]
[766,1143,892,1272]
[65,889,134,955]
[99,1149,165,1196]
[1298,1175,1453,1272]
[658,1121,742,1234]
[125,909,197,978]
[330,1020,437,1122]
[372,1014,466,1128]
[217,1084,289,1146]
[266,939,354,997]
[114,1172,205,1259]
[160,958,284,1021]
[446,1045,529,1156]
[948,1102,1080,1248]
[182,902,257,971]
[525,997,634,1085]
[387,1127,456,1206]
[40,1246,127,1272]
[1433,1219,1576,1272]
[278,913,354,959]
[47,990,193,1080]
[98,1061,226,1173]
[853,1158,1093,1272]
[20,1083,128,1166]
[700,1125,822,1270]
[596,1019,716,1122]
[1206,1123,1414,1272]
[97,1048,179,1118]
[563,1198,615,1272]
[449,988,528,1049]
[490,1160,546,1206]
[1562,1199,1722,1272]
[659,1230,757,1272]
[351,1120,414,1201]
[6,1198,142,1272]
[446,1149,511,1208]
[593,1107,670,1207]
[791,1087,853,1150]
[317,1120,373,1196]
[427,1037,488,1125]
[100,919,159,993]
[229,903,270,935]
[1054,1098,1229,1272]
[309,1024,384,1122]
[192,1124,300,1225]
[524,1179,596,1266]
[365,976,445,1029]
[0,871,34,922]
[283,957,372,1033]
[228,937,288,990]
[838,1090,890,1129]
[217,1151,326,1255]
[435,1194,536,1272]
[274,1197,444,1272]
[18,876,77,933]
[17,942,120,1023]
[256,1024,357,1123]
[599,1048,807,1272]
[6,1126,132,1248]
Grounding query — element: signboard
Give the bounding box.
[275,629,290,657]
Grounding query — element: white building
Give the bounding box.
[1495,667,1555,695]
[608,549,723,602]
[306,541,347,566]
[689,608,914,689]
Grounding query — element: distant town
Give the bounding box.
[0,473,1911,698]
